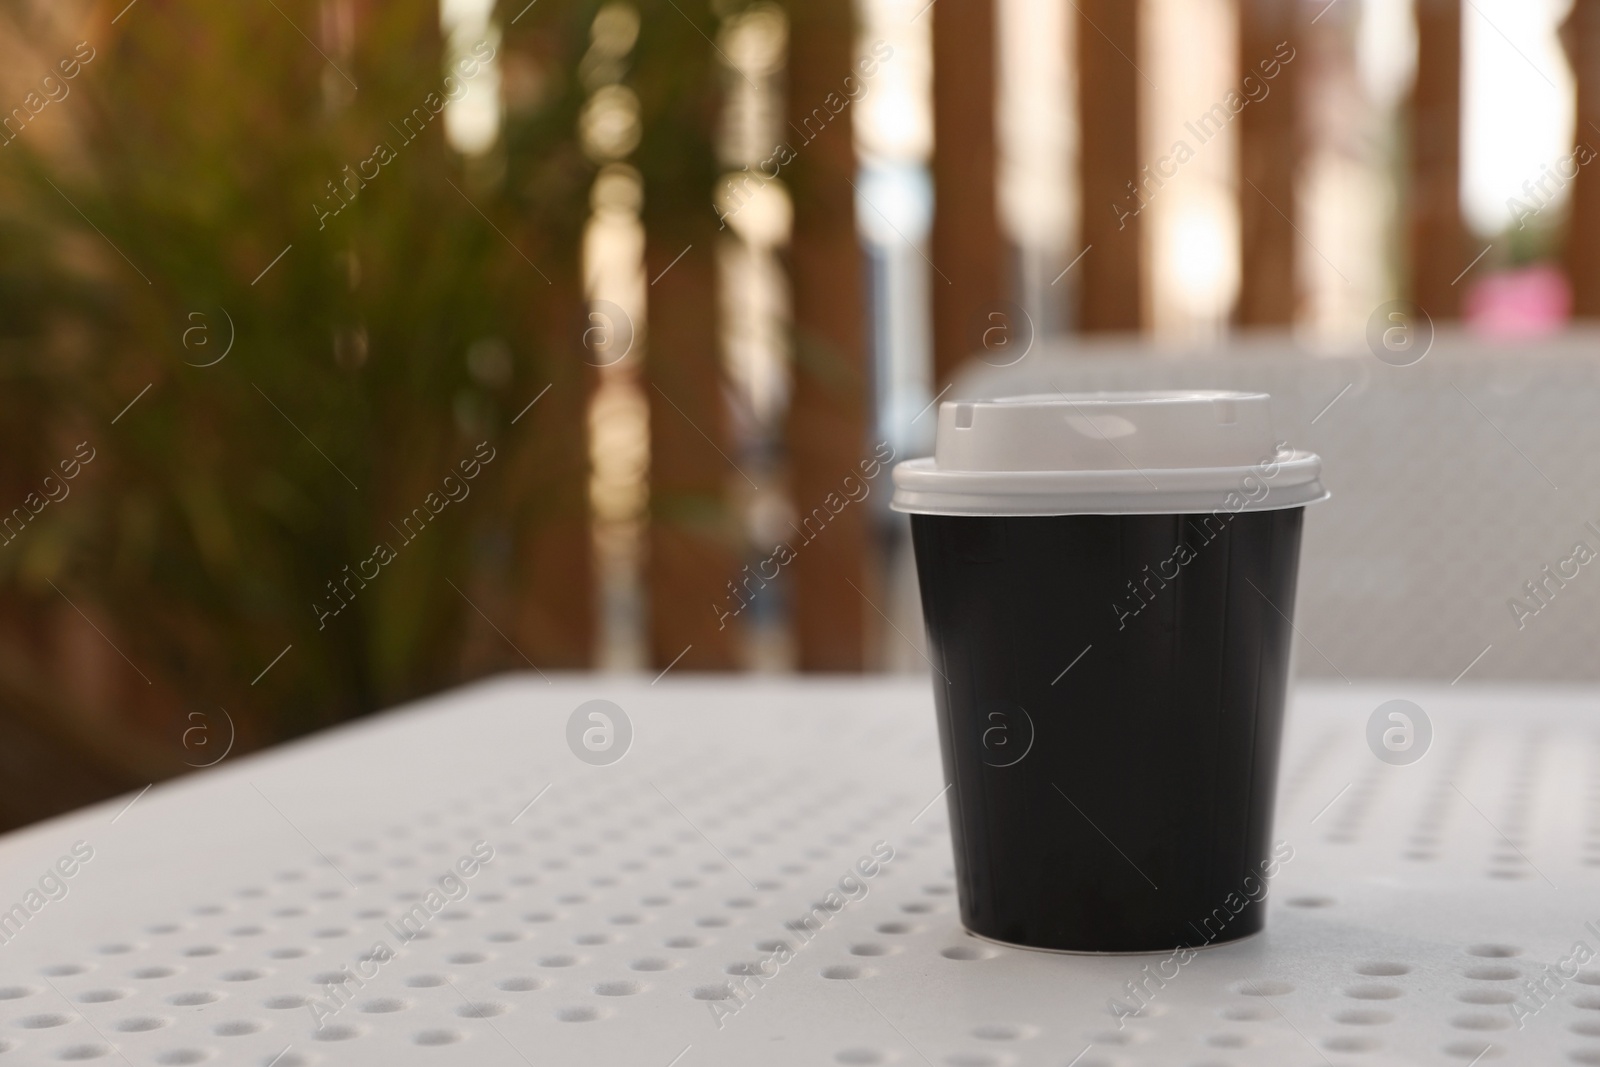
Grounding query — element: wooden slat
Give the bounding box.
[507,273,598,667]
[1235,0,1300,325]
[1565,0,1600,316]
[931,0,1006,383]
[493,3,598,670]
[1410,0,1465,317]
[635,0,741,670]
[784,0,875,670]
[643,238,739,669]
[1076,0,1144,331]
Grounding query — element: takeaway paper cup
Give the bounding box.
[892,391,1326,952]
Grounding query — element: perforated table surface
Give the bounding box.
[0,675,1594,1066]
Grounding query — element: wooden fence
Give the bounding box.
[1,0,1592,828]
[635,0,1553,672]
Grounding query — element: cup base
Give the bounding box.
[961,924,1264,957]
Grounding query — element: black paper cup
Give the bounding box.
[892,392,1326,953]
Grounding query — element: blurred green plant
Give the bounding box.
[0,0,606,792]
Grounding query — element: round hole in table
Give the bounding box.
[1233,980,1293,996]
[595,980,642,996]
[357,998,408,1014]
[971,1023,1035,1041]
[413,1028,462,1045]
[310,1023,362,1041]
[1342,984,1402,1000]
[115,1017,171,1032]
[555,1005,605,1022]
[629,958,676,972]
[153,1051,211,1065]
[940,946,996,962]
[1323,1034,1381,1052]
[1465,943,1523,959]
[212,1020,263,1036]
[1462,965,1520,981]
[1441,1039,1505,1059]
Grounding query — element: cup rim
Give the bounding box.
[891,449,1328,517]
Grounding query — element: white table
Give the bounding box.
[0,676,1593,1066]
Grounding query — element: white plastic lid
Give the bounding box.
[890,391,1327,516]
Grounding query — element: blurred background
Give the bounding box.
[1,0,1597,830]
